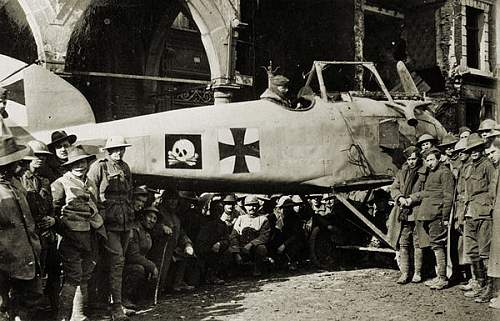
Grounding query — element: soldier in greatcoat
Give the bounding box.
[387,146,425,284]
[407,148,454,290]
[0,135,42,320]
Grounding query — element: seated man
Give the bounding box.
[260,75,291,108]
[123,206,159,307]
[229,195,271,276]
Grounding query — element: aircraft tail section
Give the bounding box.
[0,54,95,133]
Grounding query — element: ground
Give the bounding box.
[115,268,497,321]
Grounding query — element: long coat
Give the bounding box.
[0,177,41,280]
[488,167,500,278]
[148,206,192,291]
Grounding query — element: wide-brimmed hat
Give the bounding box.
[22,146,39,162]
[47,130,77,149]
[27,140,52,155]
[463,133,486,152]
[417,133,436,146]
[222,194,237,203]
[478,119,497,132]
[257,195,270,201]
[291,195,304,204]
[453,138,468,153]
[276,196,294,208]
[244,195,259,206]
[486,130,500,139]
[0,135,31,166]
[61,145,96,167]
[438,134,459,148]
[102,136,131,150]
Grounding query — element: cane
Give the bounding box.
[154,237,170,305]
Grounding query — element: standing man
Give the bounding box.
[51,145,104,321]
[407,148,454,290]
[46,130,77,181]
[0,135,41,320]
[461,134,496,303]
[477,119,497,140]
[387,146,425,284]
[438,134,459,175]
[20,140,60,311]
[87,136,133,321]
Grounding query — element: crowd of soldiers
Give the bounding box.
[387,119,500,310]
[0,128,331,321]
[2,116,500,321]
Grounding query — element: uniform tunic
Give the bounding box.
[0,177,41,280]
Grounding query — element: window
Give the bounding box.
[465,7,482,69]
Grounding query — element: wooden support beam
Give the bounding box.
[56,71,210,85]
[335,245,396,254]
[363,4,405,19]
[335,194,394,249]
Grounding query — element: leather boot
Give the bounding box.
[459,264,477,291]
[57,284,77,321]
[411,247,423,283]
[476,260,495,303]
[465,260,485,298]
[430,248,448,290]
[396,247,411,284]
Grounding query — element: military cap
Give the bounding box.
[478,119,497,132]
[142,206,160,214]
[270,75,290,86]
[458,126,471,136]
[416,133,436,146]
[464,133,486,152]
[244,195,259,206]
[291,195,304,204]
[222,194,237,203]
[438,134,459,148]
[321,193,335,203]
[132,185,149,195]
[403,146,420,158]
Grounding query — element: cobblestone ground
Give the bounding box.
[120,268,497,321]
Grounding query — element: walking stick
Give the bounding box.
[154,237,170,305]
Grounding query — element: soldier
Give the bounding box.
[438,133,459,176]
[87,136,133,320]
[487,136,500,309]
[459,126,472,140]
[452,139,475,291]
[220,194,240,227]
[122,206,159,308]
[477,119,497,140]
[461,133,496,303]
[416,133,437,155]
[195,194,230,284]
[46,130,77,180]
[260,75,291,108]
[387,146,425,284]
[407,148,454,290]
[230,195,271,276]
[19,140,60,311]
[51,145,104,321]
[0,135,42,320]
[132,185,150,213]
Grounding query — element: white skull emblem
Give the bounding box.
[168,139,199,166]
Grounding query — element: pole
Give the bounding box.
[154,237,170,305]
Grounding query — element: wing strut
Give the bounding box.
[335,194,394,249]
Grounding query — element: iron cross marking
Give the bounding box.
[219,128,260,173]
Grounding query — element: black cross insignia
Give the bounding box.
[219,128,260,173]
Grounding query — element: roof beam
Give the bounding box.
[363,4,404,19]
